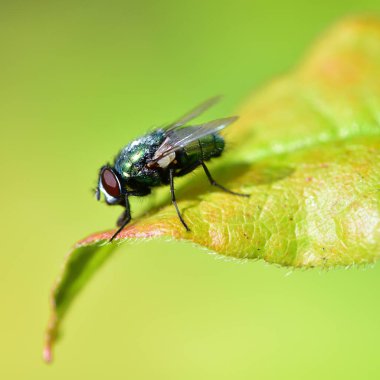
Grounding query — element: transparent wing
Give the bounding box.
[166,96,222,130]
[150,116,238,163]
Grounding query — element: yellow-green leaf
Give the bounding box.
[44,16,380,362]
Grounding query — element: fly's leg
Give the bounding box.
[116,207,130,227]
[110,188,151,242]
[169,168,190,231]
[197,139,249,197]
[110,195,131,242]
[200,161,249,197]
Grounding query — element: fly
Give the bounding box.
[96,96,249,241]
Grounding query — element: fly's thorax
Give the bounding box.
[114,129,166,187]
[114,130,165,178]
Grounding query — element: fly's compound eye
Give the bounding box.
[101,168,121,198]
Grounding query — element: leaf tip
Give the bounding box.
[43,345,53,364]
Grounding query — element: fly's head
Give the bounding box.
[96,165,125,206]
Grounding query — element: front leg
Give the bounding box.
[116,206,131,228]
[110,188,152,242]
[110,194,132,242]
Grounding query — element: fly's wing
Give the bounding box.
[166,96,222,131]
[149,116,238,163]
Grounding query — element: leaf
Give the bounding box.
[44,16,380,362]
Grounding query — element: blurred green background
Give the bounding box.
[1,1,380,379]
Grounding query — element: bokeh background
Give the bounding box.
[1,1,380,379]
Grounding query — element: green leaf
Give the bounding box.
[44,16,380,362]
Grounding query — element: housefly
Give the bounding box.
[96,96,249,241]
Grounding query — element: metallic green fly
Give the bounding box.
[96,97,249,241]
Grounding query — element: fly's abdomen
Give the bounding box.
[179,133,224,166]
[199,133,224,159]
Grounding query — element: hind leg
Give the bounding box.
[201,161,249,197]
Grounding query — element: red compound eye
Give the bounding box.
[101,168,121,198]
